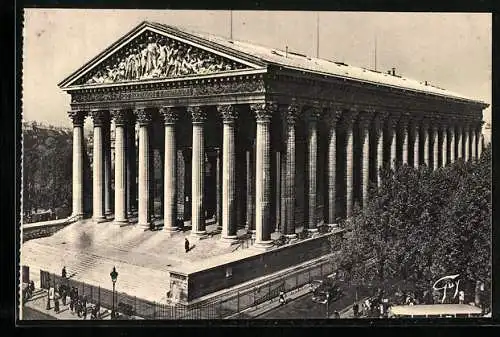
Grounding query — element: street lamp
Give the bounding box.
[110,266,118,319]
[326,293,330,318]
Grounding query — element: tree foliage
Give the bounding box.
[333,145,491,300]
[23,124,75,220]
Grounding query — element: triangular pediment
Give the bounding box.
[59,22,265,88]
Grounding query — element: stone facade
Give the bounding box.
[59,21,488,250]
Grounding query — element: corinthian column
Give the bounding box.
[91,110,106,223]
[218,104,238,242]
[126,116,137,216]
[111,109,128,224]
[456,124,463,160]
[387,115,398,170]
[399,116,410,166]
[468,125,475,161]
[412,120,420,168]
[431,124,439,170]
[463,124,470,162]
[307,107,320,231]
[189,106,207,237]
[136,108,152,228]
[251,102,275,249]
[359,113,371,208]
[449,124,456,163]
[475,123,483,160]
[345,112,357,218]
[441,124,447,166]
[103,117,112,216]
[69,111,86,219]
[327,108,341,224]
[284,102,299,238]
[374,113,385,185]
[161,107,178,231]
[422,121,430,167]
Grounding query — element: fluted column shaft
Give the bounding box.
[456,125,463,160]
[388,119,397,170]
[413,123,420,168]
[219,105,238,241]
[307,110,319,231]
[463,126,470,161]
[432,125,439,170]
[69,111,86,218]
[112,110,128,223]
[246,147,254,232]
[190,107,207,236]
[345,119,354,217]
[401,121,409,165]
[475,127,482,160]
[422,123,430,167]
[442,126,448,166]
[360,118,370,207]
[126,120,136,215]
[137,109,152,228]
[284,104,298,236]
[104,119,112,216]
[252,103,274,247]
[468,127,475,160]
[449,126,456,163]
[327,117,339,223]
[91,111,106,222]
[477,131,483,160]
[216,148,222,229]
[375,117,384,185]
[161,107,177,231]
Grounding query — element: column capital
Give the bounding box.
[111,109,130,126]
[90,110,108,126]
[250,102,277,123]
[285,100,301,125]
[217,104,238,123]
[304,105,322,123]
[187,106,207,124]
[68,110,87,126]
[357,111,373,130]
[160,106,178,125]
[135,108,152,125]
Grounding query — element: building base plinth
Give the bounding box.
[252,240,274,251]
[190,231,208,241]
[93,216,107,224]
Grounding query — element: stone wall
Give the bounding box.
[22,220,71,243]
[186,230,343,301]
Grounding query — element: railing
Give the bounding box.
[39,258,335,319]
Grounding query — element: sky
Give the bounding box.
[22,9,491,129]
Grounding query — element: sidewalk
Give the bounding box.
[22,288,143,320]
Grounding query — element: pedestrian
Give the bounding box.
[185,238,190,253]
[279,291,286,305]
[353,302,359,318]
[95,302,101,319]
[459,290,465,304]
[62,266,67,279]
[61,287,66,306]
[54,296,60,313]
[334,311,340,319]
[83,304,87,320]
[76,299,81,318]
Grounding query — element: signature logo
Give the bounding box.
[433,274,460,303]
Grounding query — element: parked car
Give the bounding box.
[312,282,343,304]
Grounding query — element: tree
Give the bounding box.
[333,148,491,302]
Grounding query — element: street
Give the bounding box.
[258,285,369,319]
[21,307,57,320]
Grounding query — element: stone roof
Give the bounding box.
[153,21,486,105]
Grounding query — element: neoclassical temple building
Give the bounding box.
[60,21,488,250]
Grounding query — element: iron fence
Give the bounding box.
[39,258,334,319]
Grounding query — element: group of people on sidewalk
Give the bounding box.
[46,267,103,320]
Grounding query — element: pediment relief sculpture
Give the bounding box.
[79,30,249,85]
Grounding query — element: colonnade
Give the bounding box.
[68,104,484,248]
